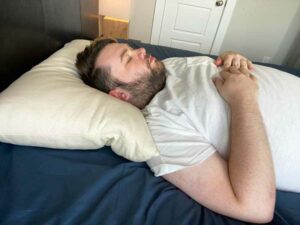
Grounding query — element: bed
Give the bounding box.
[1,1,300,225]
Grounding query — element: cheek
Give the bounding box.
[129,62,150,78]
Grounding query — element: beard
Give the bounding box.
[121,60,166,109]
[147,60,166,91]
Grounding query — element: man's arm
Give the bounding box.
[163,66,275,223]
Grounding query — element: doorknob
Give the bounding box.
[216,0,224,6]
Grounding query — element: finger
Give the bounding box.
[240,67,251,77]
[214,56,223,66]
[247,60,253,70]
[220,70,233,80]
[223,55,233,69]
[213,76,224,91]
[240,59,248,70]
[229,66,240,74]
[232,57,241,69]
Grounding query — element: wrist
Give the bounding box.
[230,97,259,110]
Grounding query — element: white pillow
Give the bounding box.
[0,39,159,162]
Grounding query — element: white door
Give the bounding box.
[151,0,234,54]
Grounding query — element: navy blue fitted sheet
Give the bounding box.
[1,40,300,225]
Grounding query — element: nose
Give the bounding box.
[135,48,147,60]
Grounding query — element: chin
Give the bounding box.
[153,60,164,71]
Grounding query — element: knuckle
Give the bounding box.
[232,53,240,59]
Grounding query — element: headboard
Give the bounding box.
[0,0,99,92]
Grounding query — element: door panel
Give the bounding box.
[158,0,225,53]
[174,3,210,34]
[171,39,202,52]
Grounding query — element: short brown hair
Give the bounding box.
[75,38,119,93]
[76,38,166,109]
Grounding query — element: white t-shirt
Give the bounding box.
[143,56,300,193]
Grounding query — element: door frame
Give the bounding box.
[150,0,237,55]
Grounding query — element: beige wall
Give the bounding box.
[128,0,156,43]
[129,0,300,65]
[220,0,300,65]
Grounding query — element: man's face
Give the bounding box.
[95,43,164,84]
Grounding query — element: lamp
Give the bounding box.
[99,0,132,39]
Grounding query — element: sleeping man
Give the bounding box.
[76,38,300,223]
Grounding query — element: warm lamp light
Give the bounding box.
[99,0,132,39]
[99,0,132,20]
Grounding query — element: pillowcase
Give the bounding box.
[0,39,159,162]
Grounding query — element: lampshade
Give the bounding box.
[99,0,132,20]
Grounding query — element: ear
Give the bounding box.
[109,88,131,102]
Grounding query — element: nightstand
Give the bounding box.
[100,16,129,39]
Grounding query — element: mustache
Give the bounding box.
[145,54,151,68]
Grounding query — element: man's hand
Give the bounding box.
[213,67,258,106]
[215,51,253,70]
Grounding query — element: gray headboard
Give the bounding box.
[0,0,99,92]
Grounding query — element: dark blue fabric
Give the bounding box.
[1,143,300,225]
[1,40,300,225]
[0,143,248,225]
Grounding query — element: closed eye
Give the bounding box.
[126,55,132,64]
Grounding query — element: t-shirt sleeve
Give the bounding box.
[143,102,216,177]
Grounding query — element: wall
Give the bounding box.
[129,0,300,66]
[128,0,156,43]
[285,27,300,68]
[219,0,300,65]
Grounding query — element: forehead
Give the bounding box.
[95,43,128,67]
